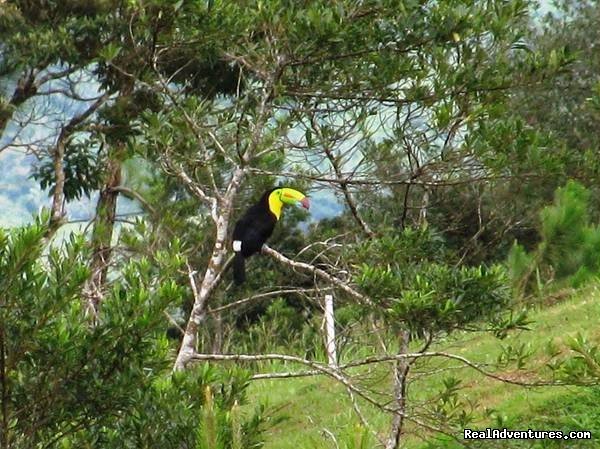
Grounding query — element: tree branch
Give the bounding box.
[261,245,374,307]
[193,350,568,388]
[162,156,219,223]
[207,287,328,315]
[47,92,111,234]
[173,168,246,371]
[248,168,544,188]
[189,350,546,441]
[109,186,157,217]
[309,114,375,238]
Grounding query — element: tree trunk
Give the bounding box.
[173,167,245,371]
[0,70,37,136]
[419,189,430,227]
[0,324,9,449]
[48,136,66,231]
[210,312,224,354]
[84,156,122,317]
[386,329,411,449]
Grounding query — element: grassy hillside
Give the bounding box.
[248,285,600,448]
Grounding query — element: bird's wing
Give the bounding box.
[232,206,276,256]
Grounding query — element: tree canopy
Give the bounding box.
[2,1,600,448]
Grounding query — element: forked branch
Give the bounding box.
[261,245,374,307]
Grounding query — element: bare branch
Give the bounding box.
[188,350,537,440]
[190,352,384,410]
[187,263,200,305]
[249,168,544,188]
[196,350,567,389]
[344,381,385,446]
[251,370,322,380]
[163,311,185,335]
[0,65,84,141]
[309,113,375,237]
[109,186,157,217]
[261,245,374,307]
[162,156,219,223]
[207,287,328,315]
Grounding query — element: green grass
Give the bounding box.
[247,285,600,448]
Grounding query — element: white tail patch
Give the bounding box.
[233,240,242,252]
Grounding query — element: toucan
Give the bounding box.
[232,187,310,285]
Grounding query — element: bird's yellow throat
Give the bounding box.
[268,192,284,219]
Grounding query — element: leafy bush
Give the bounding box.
[0,217,270,449]
[353,226,509,335]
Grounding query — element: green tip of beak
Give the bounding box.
[300,197,310,210]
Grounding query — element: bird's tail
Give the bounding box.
[233,252,246,285]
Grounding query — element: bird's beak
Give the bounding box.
[300,197,310,210]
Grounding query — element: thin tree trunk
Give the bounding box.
[48,136,66,231]
[46,93,109,236]
[84,156,122,317]
[419,189,429,227]
[386,329,411,449]
[171,71,279,371]
[0,70,37,137]
[211,312,224,354]
[173,167,245,371]
[311,115,375,238]
[0,324,9,449]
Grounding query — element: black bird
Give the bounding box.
[232,187,310,285]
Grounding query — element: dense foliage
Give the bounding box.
[0,217,269,448]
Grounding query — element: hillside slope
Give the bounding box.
[249,286,600,448]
